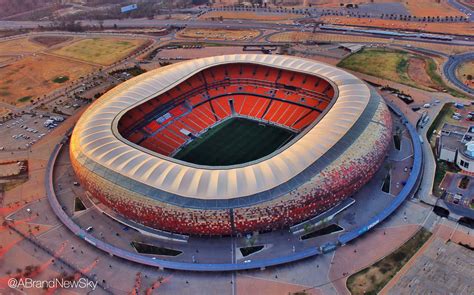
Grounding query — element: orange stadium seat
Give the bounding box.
[249,97,269,118]
[292,110,319,130]
[263,100,281,121]
[195,103,216,124]
[240,64,257,79]
[120,64,338,158]
[281,105,309,127]
[212,98,232,119]
[227,64,240,77]
[239,96,257,116]
[273,103,295,125]
[231,95,246,114]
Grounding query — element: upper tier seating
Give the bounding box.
[120,63,337,156]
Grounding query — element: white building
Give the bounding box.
[437,124,474,174]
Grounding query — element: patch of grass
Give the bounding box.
[300,224,343,240]
[52,76,69,83]
[338,48,464,96]
[382,172,391,193]
[433,160,461,197]
[346,228,432,295]
[0,178,28,193]
[393,134,401,150]
[0,90,11,96]
[425,102,466,197]
[74,197,86,212]
[131,241,182,256]
[338,48,411,85]
[427,103,452,143]
[425,59,465,98]
[395,57,411,85]
[109,66,145,77]
[17,95,32,102]
[240,245,264,257]
[174,117,296,166]
[53,38,145,65]
[459,175,470,189]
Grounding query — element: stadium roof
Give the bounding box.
[71,54,371,200]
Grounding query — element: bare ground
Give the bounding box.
[407,58,438,90]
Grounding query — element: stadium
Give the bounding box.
[70,54,393,236]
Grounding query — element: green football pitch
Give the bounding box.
[174,118,296,166]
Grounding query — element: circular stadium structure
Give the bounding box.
[70,54,393,236]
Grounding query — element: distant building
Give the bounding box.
[338,43,364,54]
[437,123,474,174]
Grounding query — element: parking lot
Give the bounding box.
[0,112,69,150]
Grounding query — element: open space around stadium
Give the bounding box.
[0,35,152,108]
[0,37,46,55]
[0,53,97,106]
[176,28,260,41]
[267,32,474,55]
[403,0,466,17]
[337,48,464,97]
[198,10,300,23]
[381,218,474,294]
[174,117,296,166]
[320,16,473,35]
[346,227,432,294]
[153,45,253,60]
[29,35,73,47]
[51,37,147,65]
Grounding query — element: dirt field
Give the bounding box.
[456,60,474,89]
[52,38,146,65]
[460,0,474,10]
[0,54,96,106]
[0,38,45,55]
[267,31,473,55]
[236,275,320,295]
[407,58,439,90]
[381,221,474,294]
[177,28,260,41]
[320,16,473,35]
[0,56,13,63]
[30,36,73,47]
[154,13,191,20]
[0,106,11,118]
[404,0,466,17]
[199,11,299,23]
[156,46,251,59]
[0,162,23,177]
[346,228,431,295]
[305,0,395,7]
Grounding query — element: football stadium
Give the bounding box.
[70,54,393,236]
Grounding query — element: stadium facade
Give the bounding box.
[70,54,393,236]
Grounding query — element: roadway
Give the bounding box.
[443,52,474,95]
[1,18,473,45]
[448,0,474,21]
